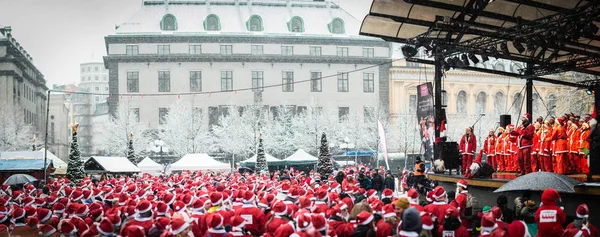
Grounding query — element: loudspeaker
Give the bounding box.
[500,115,511,128]
[439,142,461,170]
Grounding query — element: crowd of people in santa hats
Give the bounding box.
[0,167,597,237]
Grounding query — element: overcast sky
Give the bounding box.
[0,0,371,86]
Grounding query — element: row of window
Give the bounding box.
[126,70,375,93]
[81,66,106,73]
[82,75,108,82]
[160,14,345,34]
[23,84,35,101]
[24,109,36,124]
[407,91,558,115]
[125,44,376,57]
[152,105,374,125]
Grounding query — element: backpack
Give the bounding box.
[464,194,480,219]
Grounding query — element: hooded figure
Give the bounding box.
[535,188,566,237]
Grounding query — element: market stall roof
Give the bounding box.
[0,158,51,171]
[285,149,318,165]
[84,156,141,173]
[360,0,600,84]
[171,154,230,171]
[241,153,287,166]
[137,157,162,170]
[38,149,67,169]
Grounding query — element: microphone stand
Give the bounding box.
[472,113,486,129]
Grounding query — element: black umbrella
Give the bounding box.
[494,172,581,193]
[3,174,38,185]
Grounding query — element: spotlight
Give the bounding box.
[446,57,456,69]
[586,88,595,95]
[500,42,510,56]
[583,23,599,38]
[461,54,470,66]
[512,39,525,54]
[417,38,434,51]
[481,54,490,62]
[489,46,500,57]
[454,56,465,68]
[468,53,480,64]
[401,45,418,58]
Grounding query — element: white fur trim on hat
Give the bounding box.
[384,212,397,218]
[172,222,190,235]
[481,223,498,233]
[422,224,434,230]
[97,224,113,236]
[400,230,420,237]
[577,213,589,219]
[137,205,152,213]
[457,183,467,189]
[360,214,374,226]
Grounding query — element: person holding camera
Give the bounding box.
[566,204,599,237]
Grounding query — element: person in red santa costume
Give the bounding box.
[479,212,507,237]
[424,186,450,226]
[492,206,508,231]
[578,122,591,174]
[120,200,154,235]
[234,191,265,236]
[227,216,252,237]
[454,179,472,231]
[204,213,227,237]
[407,188,424,212]
[566,204,599,237]
[507,219,532,237]
[376,204,399,237]
[483,129,497,170]
[535,188,566,237]
[511,113,535,175]
[438,206,470,237]
[206,192,233,231]
[264,201,290,237]
[459,127,477,175]
[552,118,569,174]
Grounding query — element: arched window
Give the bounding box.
[548,94,557,117]
[329,18,345,34]
[476,91,487,114]
[494,62,505,71]
[160,14,177,31]
[247,15,263,31]
[457,90,467,115]
[205,14,221,31]
[288,16,304,33]
[494,91,505,115]
[513,92,523,115]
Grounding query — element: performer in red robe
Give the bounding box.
[568,123,581,173]
[483,130,497,170]
[459,127,477,175]
[552,118,569,174]
[579,123,591,174]
[511,114,535,175]
[495,127,506,172]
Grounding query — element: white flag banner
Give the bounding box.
[378,119,390,170]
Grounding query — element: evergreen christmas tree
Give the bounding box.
[255,133,267,174]
[126,132,137,164]
[66,124,85,183]
[317,132,333,178]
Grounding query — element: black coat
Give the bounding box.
[351,225,376,237]
[371,174,384,191]
[384,177,395,191]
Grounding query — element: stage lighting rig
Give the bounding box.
[468,53,480,64]
[488,46,500,58]
[461,54,471,66]
[500,42,510,56]
[512,39,525,54]
[454,56,465,68]
[402,45,418,58]
[481,54,490,62]
[583,22,599,38]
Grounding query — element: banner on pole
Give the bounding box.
[378,119,390,170]
[417,82,435,162]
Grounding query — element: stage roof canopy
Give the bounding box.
[360,0,600,86]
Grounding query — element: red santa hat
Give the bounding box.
[316,189,327,201]
[71,190,83,201]
[523,113,531,121]
[432,186,446,200]
[106,214,122,227]
[76,204,89,217]
[136,200,152,213]
[163,193,175,205]
[296,214,312,231]
[58,219,77,235]
[421,212,434,230]
[96,218,114,236]
[492,206,503,221]
[407,188,419,203]
[383,204,396,218]
[576,204,589,218]
[481,212,498,233]
[24,205,37,217]
[38,224,57,237]
[258,198,269,208]
[37,208,52,223]
[123,225,145,237]
[210,192,223,206]
[446,206,460,219]
[507,220,530,237]
[52,202,65,214]
[243,191,255,203]
[0,215,6,223]
[11,207,25,220]
[382,189,393,199]
[231,215,246,231]
[207,214,224,232]
[311,214,327,232]
[272,201,287,216]
[366,189,378,200]
[457,179,468,189]
[356,211,374,226]
[22,196,34,206]
[154,217,171,231]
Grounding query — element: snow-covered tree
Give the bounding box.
[317,132,333,178]
[255,134,267,173]
[66,124,85,183]
[103,104,150,157]
[0,105,35,151]
[160,101,212,156]
[126,132,138,164]
[212,106,266,164]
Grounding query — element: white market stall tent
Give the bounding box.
[137,157,163,175]
[240,153,287,166]
[84,156,141,174]
[171,154,230,171]
[285,149,318,165]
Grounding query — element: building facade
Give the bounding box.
[79,62,109,104]
[0,26,48,136]
[47,94,71,160]
[104,0,392,129]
